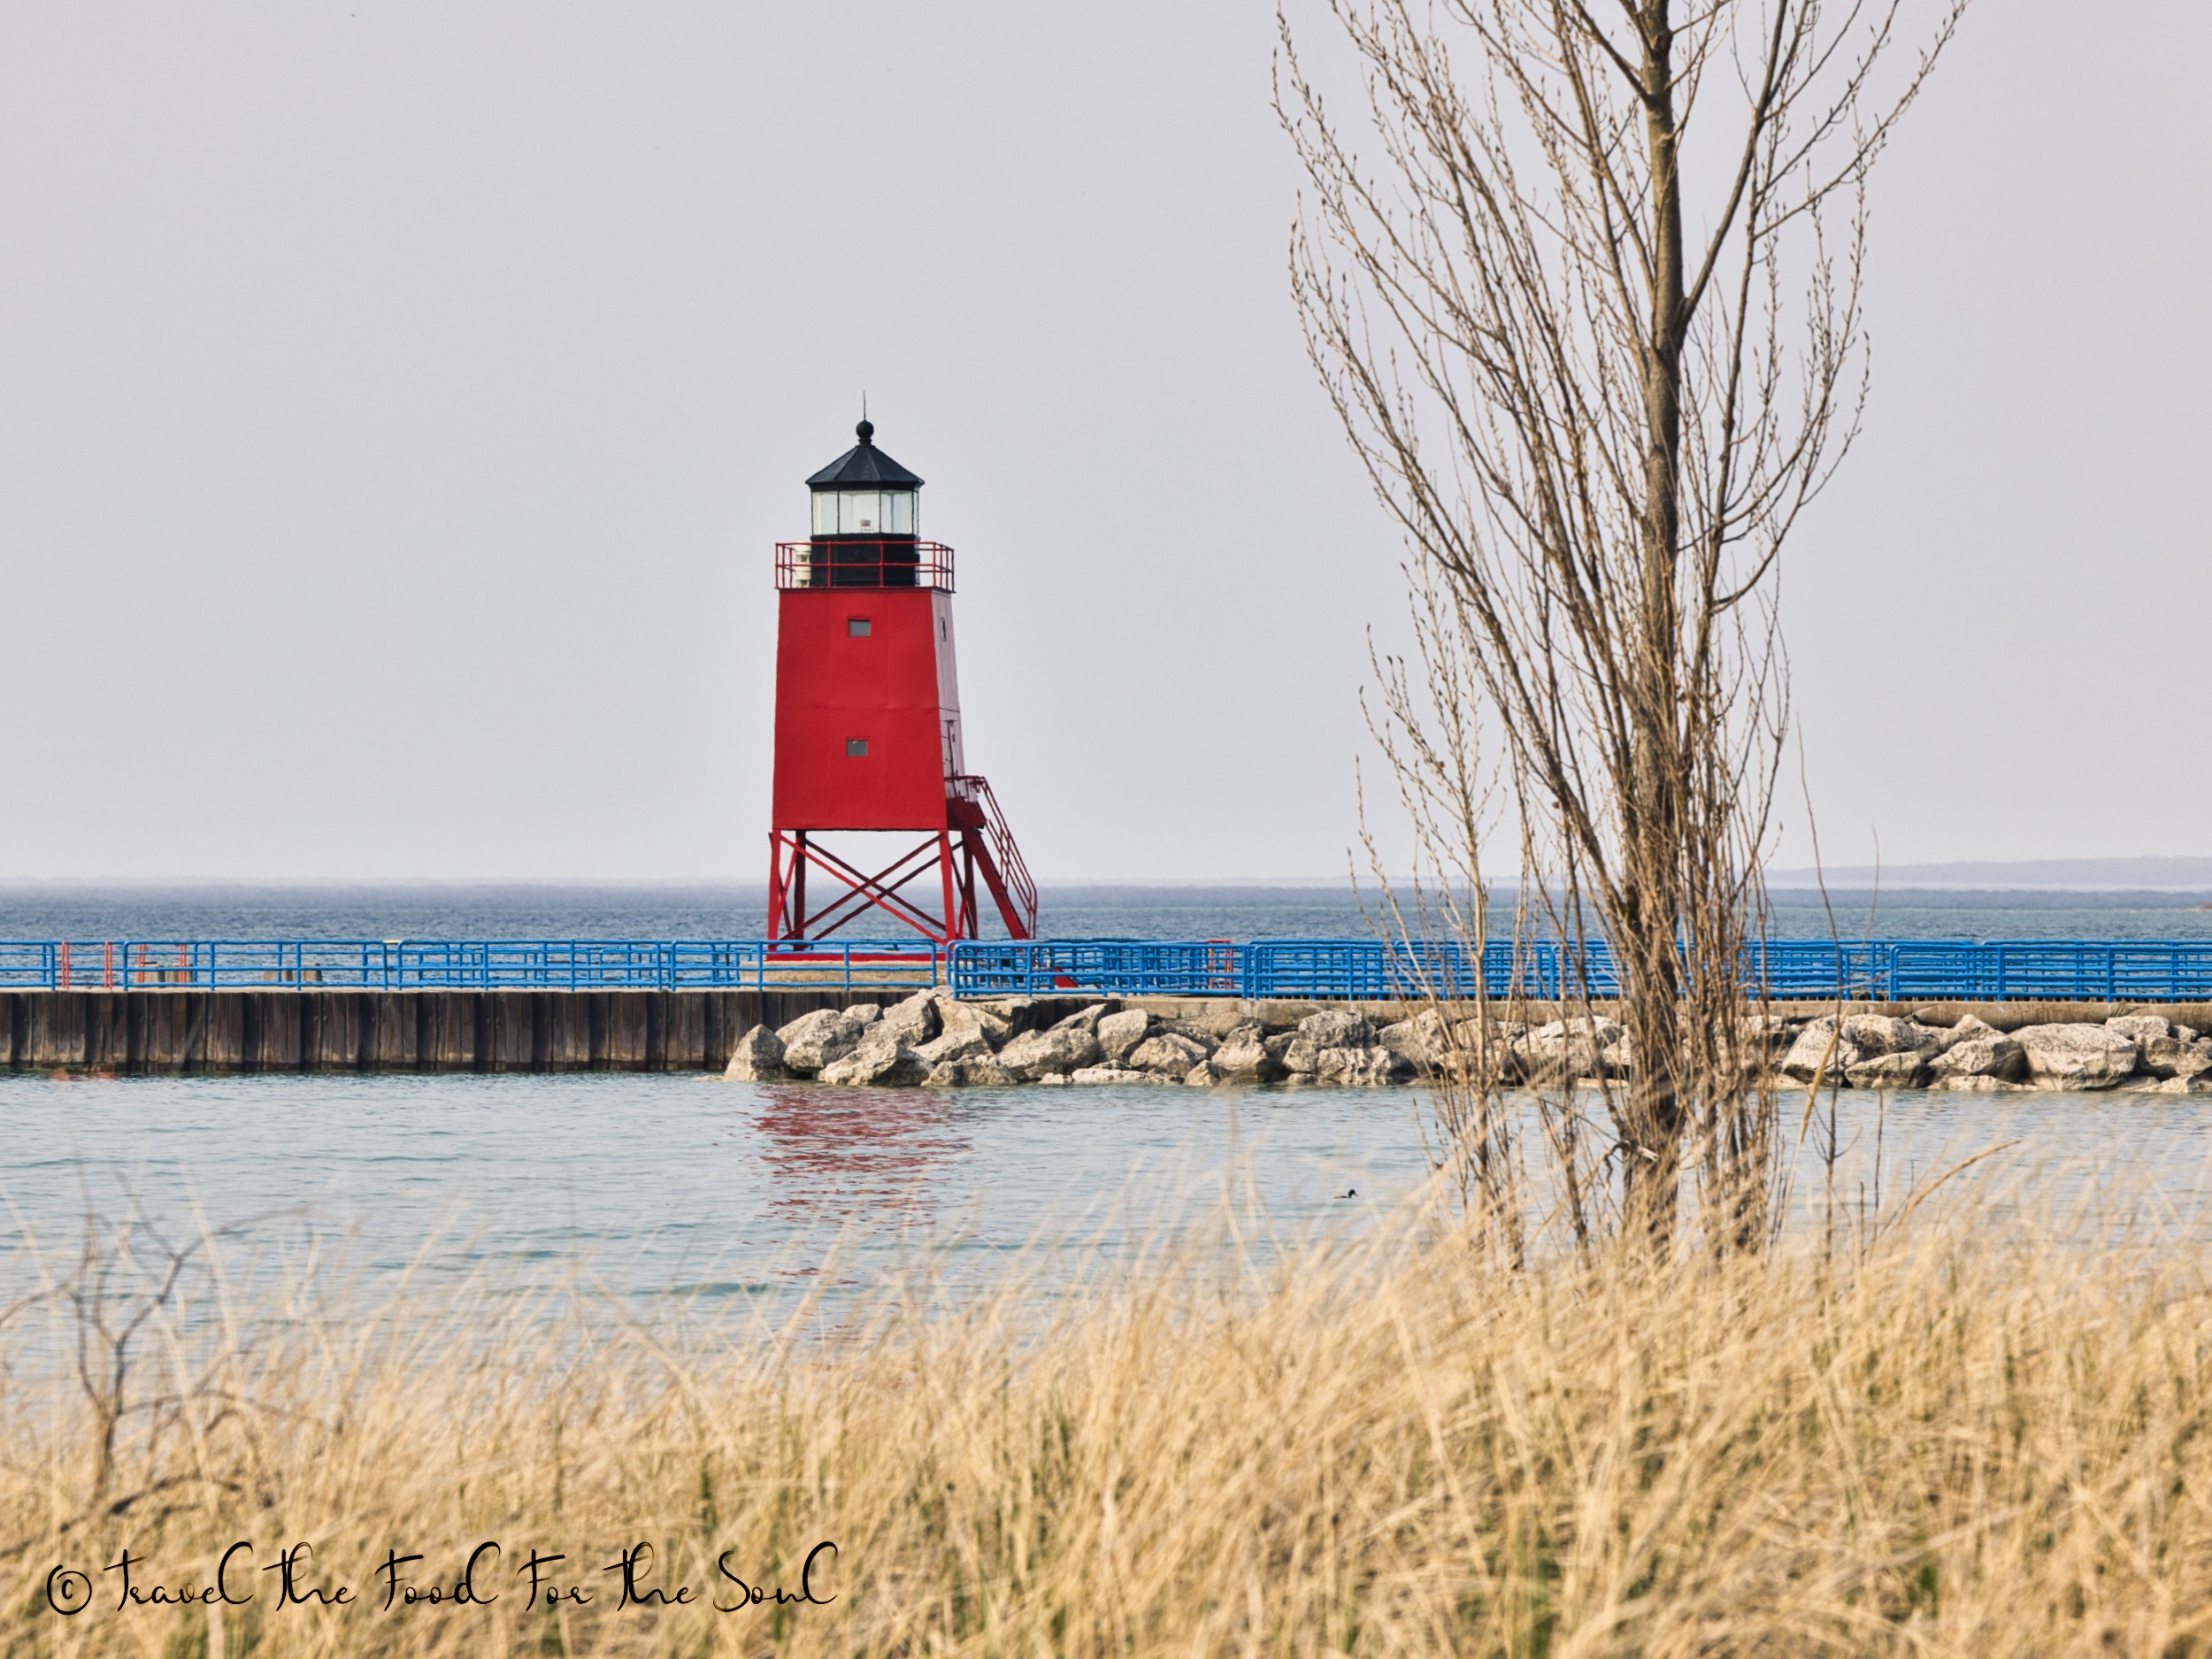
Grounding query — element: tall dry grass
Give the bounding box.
[4,1189,2212,1657]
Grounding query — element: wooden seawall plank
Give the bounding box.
[0,989,865,1073]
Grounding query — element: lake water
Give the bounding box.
[4,1071,2210,1324]
[8,880,2212,942]
[0,1072,1428,1311]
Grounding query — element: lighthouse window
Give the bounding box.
[846,738,868,757]
[848,618,872,637]
[812,489,917,536]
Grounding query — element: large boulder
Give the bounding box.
[916,1027,995,1066]
[1839,1014,1940,1057]
[1189,1005,1256,1041]
[818,1038,929,1087]
[1740,1012,1795,1048]
[1128,1032,1210,1076]
[2106,1014,2174,1046]
[1159,1020,1219,1053]
[1068,1064,1158,1086]
[2014,1024,2141,1090]
[1052,1002,1110,1034]
[1096,1008,1154,1064]
[1943,1012,2005,1040]
[974,997,1102,1037]
[1211,1030,1286,1083]
[1403,1018,1509,1082]
[876,991,943,1048]
[1378,1009,1454,1068]
[1375,1018,1427,1063]
[1929,1031,2027,1085]
[776,1008,867,1076]
[1512,1017,1623,1081]
[722,1024,786,1081]
[938,1001,1013,1049]
[1298,1010,1375,1048]
[997,1025,1104,1081]
[1317,1045,1413,1086]
[1779,1019,1857,1083]
[1380,1013,1504,1079]
[2143,1033,2212,1080]
[2103,1015,2212,1080]
[923,1056,1018,1088]
[973,997,1046,1037]
[1844,1050,1927,1090]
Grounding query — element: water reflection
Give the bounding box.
[744,1084,977,1223]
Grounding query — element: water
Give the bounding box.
[6,880,2211,942]
[4,1070,2210,1326]
[0,1072,1426,1314]
[1763,887,2212,941]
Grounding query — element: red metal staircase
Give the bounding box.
[948,774,1036,940]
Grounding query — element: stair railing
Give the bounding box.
[948,774,1039,937]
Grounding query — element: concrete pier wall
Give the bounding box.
[0,989,865,1074]
[12,989,2200,1078]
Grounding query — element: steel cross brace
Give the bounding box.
[767,829,973,943]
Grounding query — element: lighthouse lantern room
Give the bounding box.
[766,420,1037,943]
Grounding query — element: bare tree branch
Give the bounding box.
[1281,0,1965,1250]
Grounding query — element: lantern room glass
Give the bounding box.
[812,489,917,538]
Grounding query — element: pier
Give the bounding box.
[10,935,2212,1002]
[0,988,870,1074]
[8,935,2212,1074]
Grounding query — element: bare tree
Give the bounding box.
[1282,0,1964,1246]
[1356,565,1532,1262]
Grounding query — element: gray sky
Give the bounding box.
[0,3,2203,883]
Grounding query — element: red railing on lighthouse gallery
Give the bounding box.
[775,541,955,591]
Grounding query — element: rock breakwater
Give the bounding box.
[1776,1010,2212,1093]
[725,992,1424,1088]
[725,993,2212,1092]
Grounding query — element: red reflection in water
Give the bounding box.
[746,1085,972,1225]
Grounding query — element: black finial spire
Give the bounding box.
[807,411,921,489]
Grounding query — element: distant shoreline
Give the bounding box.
[1767,856,2212,892]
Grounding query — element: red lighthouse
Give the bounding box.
[765,419,1037,943]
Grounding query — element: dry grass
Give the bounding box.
[5,1191,2212,1657]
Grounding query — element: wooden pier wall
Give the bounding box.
[0,989,867,1074]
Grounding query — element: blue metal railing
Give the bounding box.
[949,940,1245,999]
[949,938,2212,1002]
[1235,939,1627,1000]
[12,937,2212,1002]
[0,940,946,994]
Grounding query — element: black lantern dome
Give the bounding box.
[807,419,923,535]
